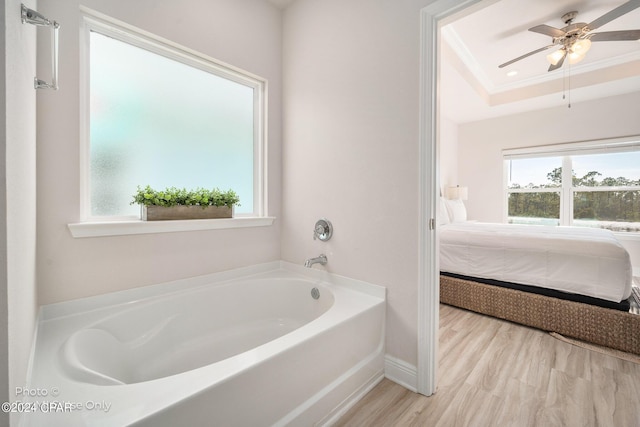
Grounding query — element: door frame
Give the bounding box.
[417,0,486,396]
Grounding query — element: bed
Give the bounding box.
[440,221,633,306]
[438,198,639,355]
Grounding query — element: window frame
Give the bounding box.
[73,8,271,237]
[503,136,640,235]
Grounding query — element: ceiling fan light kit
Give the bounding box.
[546,49,566,66]
[572,38,592,55]
[499,0,640,71]
[547,38,592,66]
[568,38,591,63]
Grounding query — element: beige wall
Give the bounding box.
[281,0,437,367]
[458,91,640,268]
[36,0,283,304]
[4,0,39,423]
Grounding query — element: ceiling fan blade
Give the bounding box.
[587,0,640,31]
[548,50,566,72]
[529,24,566,38]
[498,44,556,68]
[590,29,640,41]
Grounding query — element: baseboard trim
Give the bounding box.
[384,355,417,393]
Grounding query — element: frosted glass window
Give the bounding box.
[90,31,256,217]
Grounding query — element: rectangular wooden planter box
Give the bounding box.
[141,205,233,221]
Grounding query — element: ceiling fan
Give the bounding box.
[499,0,640,71]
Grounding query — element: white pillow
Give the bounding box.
[445,198,467,222]
[438,197,451,225]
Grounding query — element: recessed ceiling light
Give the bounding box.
[506,70,518,77]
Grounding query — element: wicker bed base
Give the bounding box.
[440,274,640,356]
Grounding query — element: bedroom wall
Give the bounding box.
[439,116,459,195]
[458,91,640,270]
[36,0,283,304]
[281,0,438,371]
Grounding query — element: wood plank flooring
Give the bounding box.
[334,304,640,427]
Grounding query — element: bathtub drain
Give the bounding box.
[311,287,320,300]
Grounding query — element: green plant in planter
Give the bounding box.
[131,185,240,208]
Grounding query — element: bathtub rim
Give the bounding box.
[38,261,386,323]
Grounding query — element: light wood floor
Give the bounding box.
[335,304,640,427]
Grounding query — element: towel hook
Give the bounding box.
[21,4,59,90]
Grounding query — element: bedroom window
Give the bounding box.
[505,138,640,233]
[572,152,640,231]
[507,157,562,226]
[81,15,266,221]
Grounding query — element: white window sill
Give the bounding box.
[68,217,276,238]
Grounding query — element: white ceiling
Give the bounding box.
[441,0,640,123]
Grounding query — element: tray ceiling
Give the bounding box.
[441,0,640,123]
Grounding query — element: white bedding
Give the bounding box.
[439,222,633,303]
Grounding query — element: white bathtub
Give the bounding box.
[22,262,385,426]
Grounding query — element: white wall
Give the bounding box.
[439,116,459,195]
[282,0,437,368]
[1,4,8,423]
[36,0,283,304]
[4,1,39,424]
[458,91,640,268]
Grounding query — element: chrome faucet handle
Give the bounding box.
[313,219,333,241]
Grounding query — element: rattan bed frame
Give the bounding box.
[440,274,640,355]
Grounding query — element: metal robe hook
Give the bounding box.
[21,4,60,90]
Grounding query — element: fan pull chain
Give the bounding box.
[568,62,572,108]
[562,67,566,102]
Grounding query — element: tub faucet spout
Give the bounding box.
[304,254,327,268]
